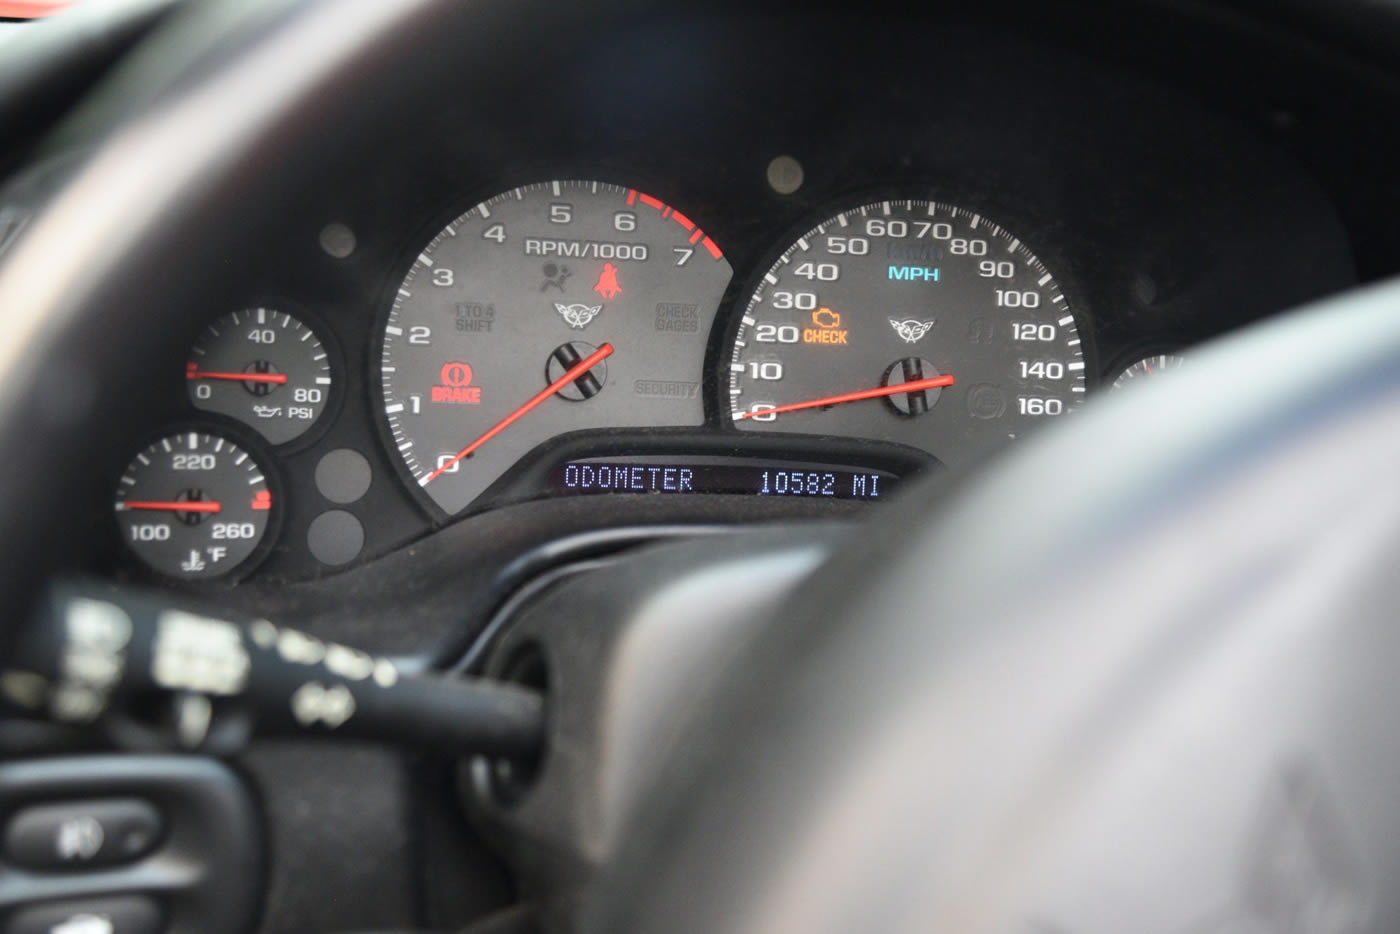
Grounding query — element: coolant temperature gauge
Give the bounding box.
[114,431,278,580]
[187,308,333,445]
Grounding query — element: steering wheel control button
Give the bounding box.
[4,799,162,870]
[306,510,364,566]
[313,448,372,504]
[4,895,160,934]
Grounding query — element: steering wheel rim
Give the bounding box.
[586,278,1400,931]
[3,1,1400,932]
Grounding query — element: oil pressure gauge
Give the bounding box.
[187,307,333,445]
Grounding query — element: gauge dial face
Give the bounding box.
[380,180,732,515]
[114,431,276,580]
[187,308,333,445]
[1111,352,1184,390]
[727,200,1086,466]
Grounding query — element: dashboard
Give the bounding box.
[56,4,1379,593]
[6,2,1400,932]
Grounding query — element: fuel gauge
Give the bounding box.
[1111,351,1185,391]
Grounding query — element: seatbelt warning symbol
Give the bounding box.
[593,263,622,299]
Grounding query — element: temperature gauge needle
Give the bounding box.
[186,370,289,385]
[735,373,956,420]
[423,342,615,485]
[117,500,223,513]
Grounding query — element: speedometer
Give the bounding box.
[380,180,732,515]
[726,199,1087,466]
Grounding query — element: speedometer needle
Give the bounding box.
[186,370,288,385]
[734,373,956,420]
[422,342,615,485]
[117,500,223,513]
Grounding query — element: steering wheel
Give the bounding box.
[3,1,1399,931]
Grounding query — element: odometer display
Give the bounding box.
[727,200,1086,466]
[380,180,732,515]
[550,456,896,500]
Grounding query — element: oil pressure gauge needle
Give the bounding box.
[423,342,615,485]
[734,373,956,420]
[186,370,289,385]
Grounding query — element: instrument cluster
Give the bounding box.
[92,14,1360,585]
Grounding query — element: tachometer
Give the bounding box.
[726,199,1086,465]
[380,180,732,515]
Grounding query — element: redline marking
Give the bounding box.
[671,210,695,231]
[639,193,664,210]
[626,189,638,206]
[689,228,704,244]
[702,237,722,259]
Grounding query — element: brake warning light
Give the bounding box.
[431,361,483,404]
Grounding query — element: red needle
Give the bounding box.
[422,342,615,485]
[186,370,288,385]
[119,500,223,513]
[736,373,956,420]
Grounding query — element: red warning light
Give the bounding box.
[440,362,473,387]
[594,263,622,300]
[250,489,273,511]
[433,361,482,404]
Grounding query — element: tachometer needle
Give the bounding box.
[422,342,615,485]
[735,373,956,420]
[186,370,289,385]
[117,500,223,513]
